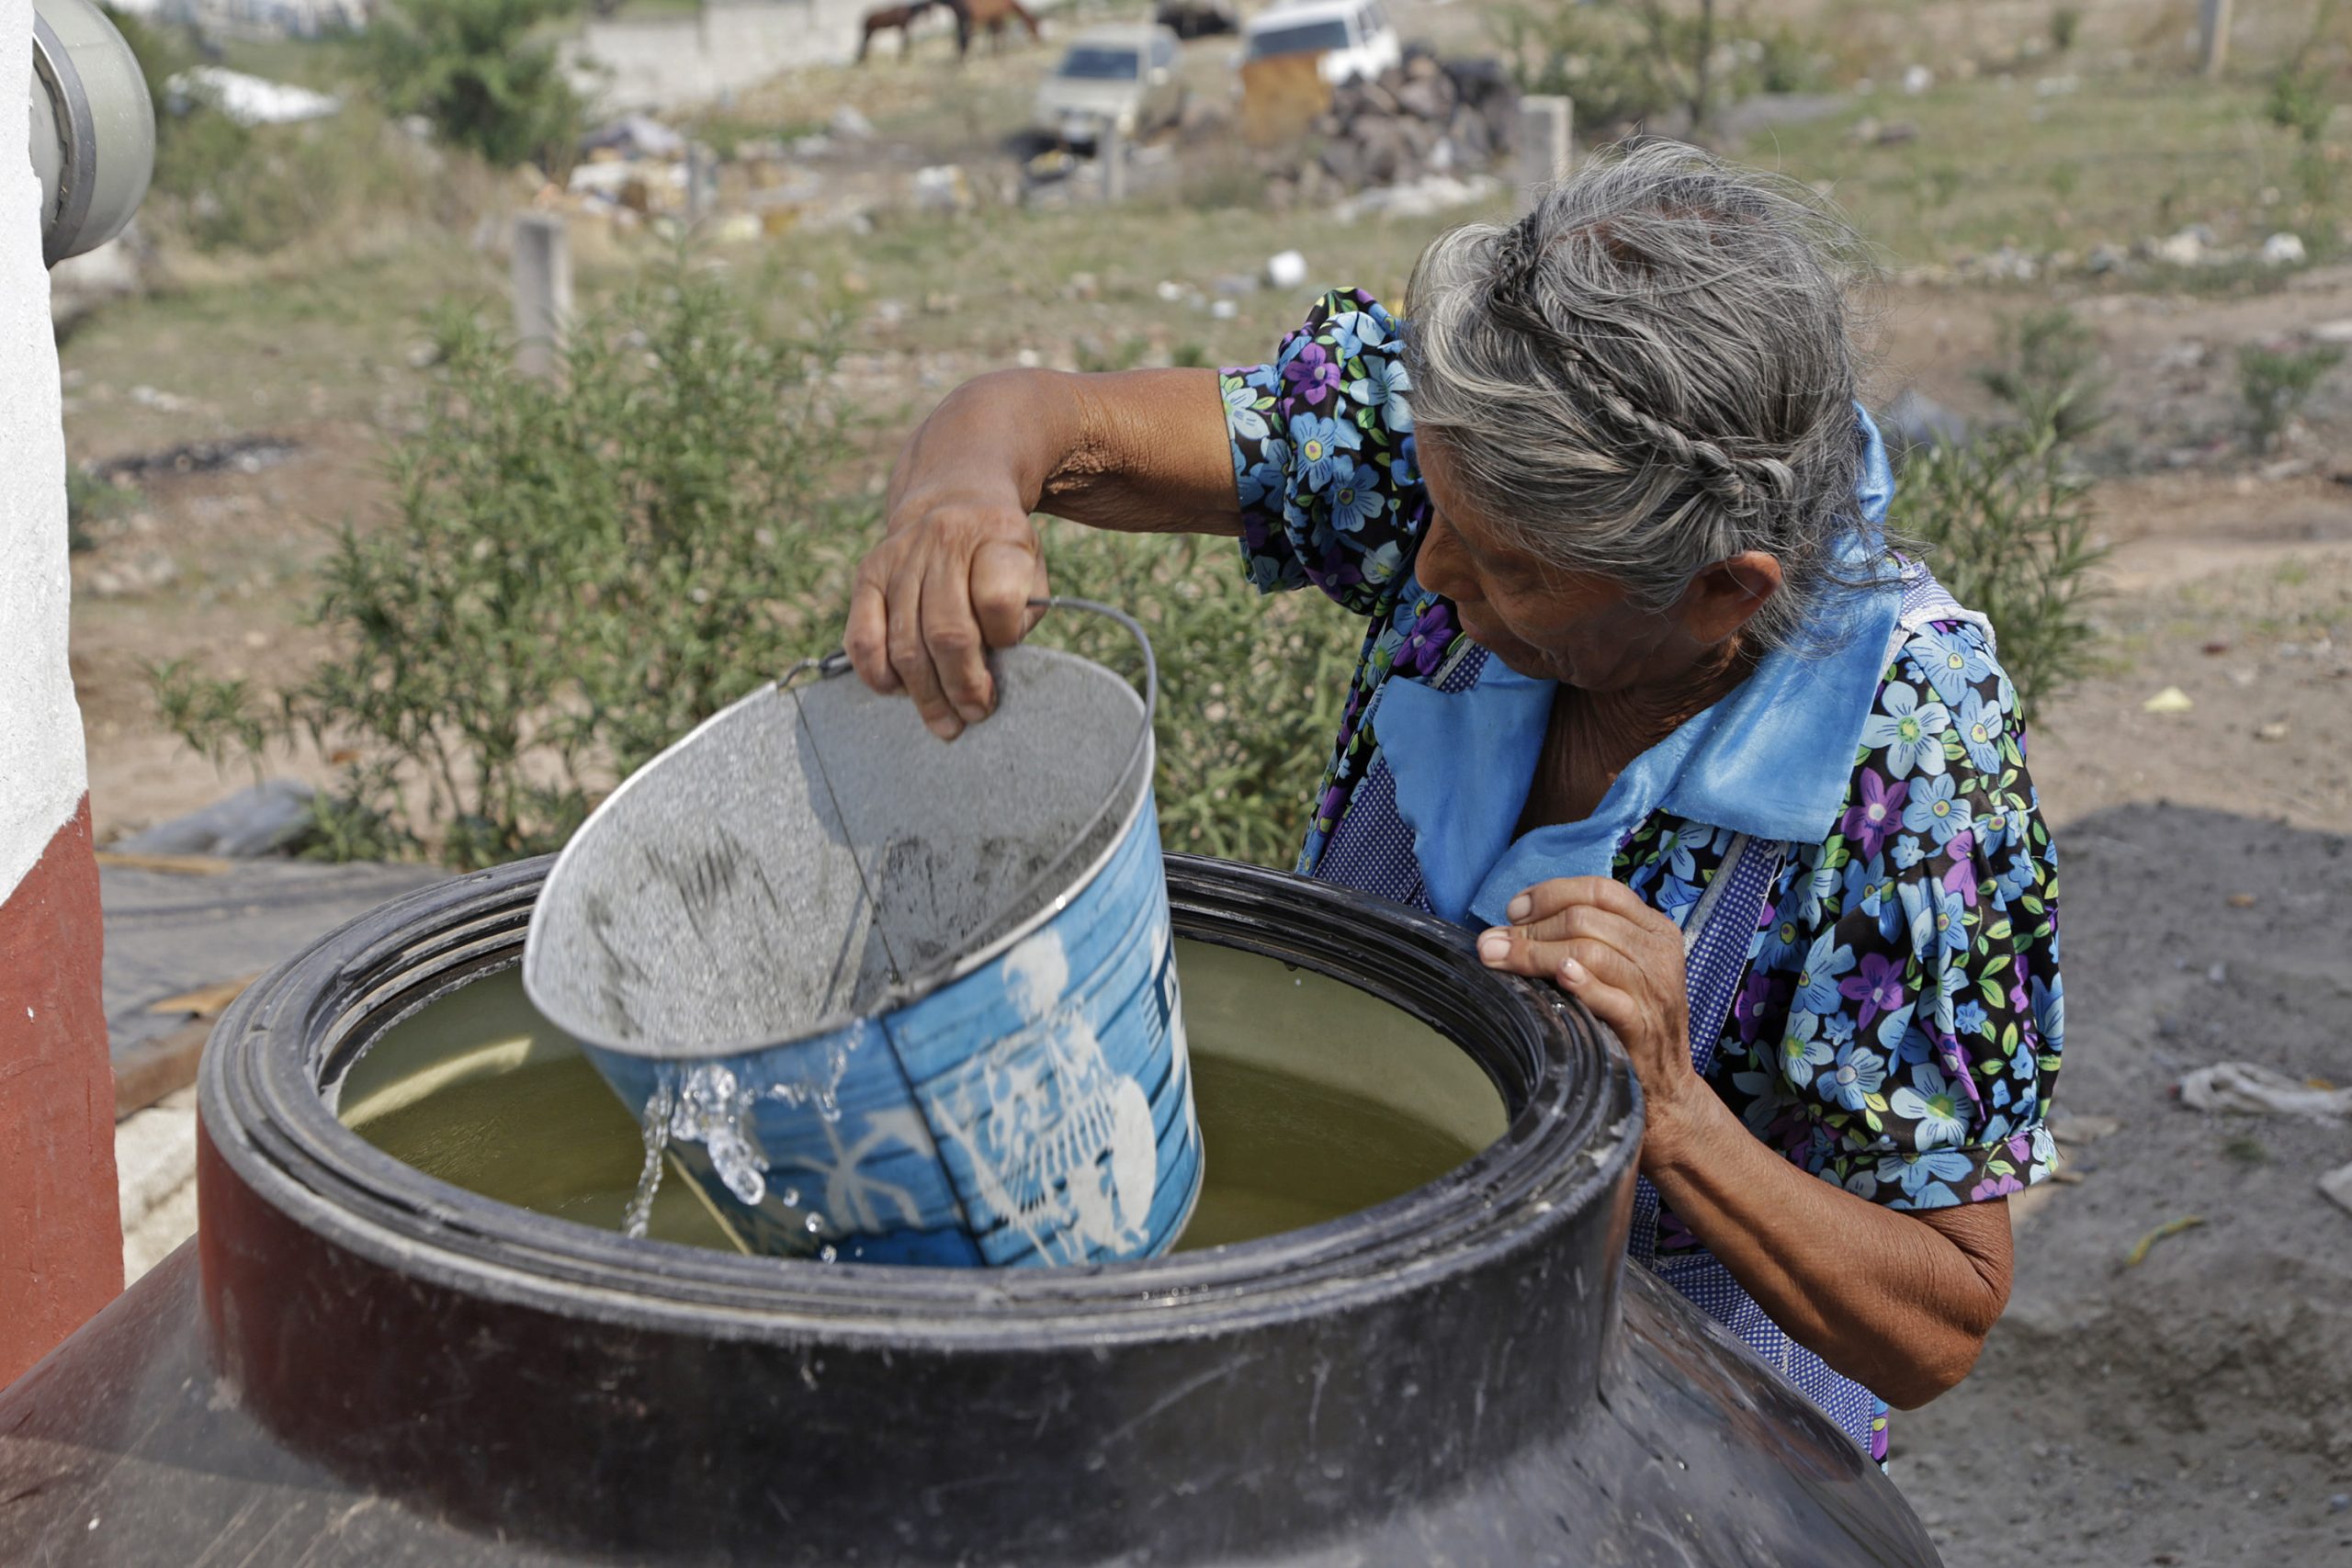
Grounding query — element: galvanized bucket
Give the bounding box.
[522,601,1202,1267]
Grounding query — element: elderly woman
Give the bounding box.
[845,142,2062,1462]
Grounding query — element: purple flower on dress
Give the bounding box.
[1283,340,1344,400]
[1732,971,1778,1044]
[1840,769,1909,859]
[1968,1171,2025,1201]
[1840,951,1908,1032]
[1393,602,1457,678]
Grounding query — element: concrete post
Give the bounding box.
[1517,95,1573,216]
[686,141,714,222]
[512,211,573,379]
[1100,121,1125,205]
[1,0,124,1384]
[2198,0,2232,77]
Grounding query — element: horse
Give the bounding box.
[944,0,1040,58]
[857,0,938,63]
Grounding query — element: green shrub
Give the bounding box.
[2237,341,2344,451]
[1888,413,2107,724]
[1029,527,1363,868]
[2267,64,2335,146]
[1975,303,2107,446]
[367,0,583,172]
[2050,6,2081,52]
[153,265,869,868]
[66,467,137,552]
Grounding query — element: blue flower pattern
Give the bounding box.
[1221,291,2064,1466]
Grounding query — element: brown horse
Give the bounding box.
[857,0,939,62]
[945,0,1040,58]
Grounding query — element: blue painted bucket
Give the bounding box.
[521,602,1201,1267]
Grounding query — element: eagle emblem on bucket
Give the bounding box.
[927,929,1168,1263]
[522,604,1204,1267]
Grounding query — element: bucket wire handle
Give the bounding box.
[783,595,1159,997]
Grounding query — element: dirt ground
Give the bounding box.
[54,4,2352,1560]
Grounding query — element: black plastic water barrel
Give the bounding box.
[0,855,1939,1566]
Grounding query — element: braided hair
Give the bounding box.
[1403,141,1877,652]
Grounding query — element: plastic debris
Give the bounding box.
[1265,250,1308,289]
[2259,232,2307,266]
[2122,1215,2203,1268]
[2323,1163,2352,1219]
[116,779,318,860]
[2142,686,2194,715]
[2177,1062,2352,1121]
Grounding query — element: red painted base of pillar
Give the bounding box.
[0,797,121,1387]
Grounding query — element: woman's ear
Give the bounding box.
[1677,551,1784,647]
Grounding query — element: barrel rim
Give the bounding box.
[200,853,1641,1351]
[520,645,1158,1060]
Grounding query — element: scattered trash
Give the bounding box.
[910,164,974,214]
[129,385,190,413]
[581,113,686,161]
[2256,720,2290,742]
[2177,1062,2352,1121]
[84,547,179,600]
[93,851,232,877]
[2324,1164,2352,1219]
[166,67,341,128]
[2142,686,2194,715]
[2052,1112,2121,1145]
[2312,319,2352,345]
[145,976,260,1020]
[2122,1214,2204,1268]
[1901,64,1934,95]
[711,212,763,244]
[829,104,877,141]
[115,780,319,860]
[1265,250,1308,288]
[2200,638,2232,655]
[2225,892,2257,908]
[1210,299,1238,320]
[2258,232,2306,266]
[1330,172,1497,222]
[2146,225,2213,267]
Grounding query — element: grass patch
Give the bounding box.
[1747,70,2344,269]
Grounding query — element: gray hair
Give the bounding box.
[1403,140,1879,651]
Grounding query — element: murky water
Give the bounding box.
[340,940,1508,1257]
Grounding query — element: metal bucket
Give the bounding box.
[521,601,1202,1267]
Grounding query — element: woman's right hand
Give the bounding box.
[845,378,1055,741]
[843,365,1236,739]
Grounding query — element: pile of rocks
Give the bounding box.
[1274,52,1521,203]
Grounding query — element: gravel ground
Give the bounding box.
[1896,803,2352,1568]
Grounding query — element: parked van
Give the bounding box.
[1238,0,1402,85]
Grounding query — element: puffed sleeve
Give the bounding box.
[1218,288,1426,618]
[1757,619,2064,1212]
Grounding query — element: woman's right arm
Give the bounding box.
[845,367,1238,740]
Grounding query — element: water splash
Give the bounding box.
[761,1020,867,1122]
[622,1078,675,1240]
[673,1062,768,1207]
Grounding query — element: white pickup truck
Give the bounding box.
[1238,0,1403,85]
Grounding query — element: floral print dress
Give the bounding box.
[1221,290,2064,1463]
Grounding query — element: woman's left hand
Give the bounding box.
[1477,877,1706,1168]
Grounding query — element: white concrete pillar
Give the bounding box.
[513,211,573,378]
[2198,0,2233,76]
[1101,122,1125,206]
[1,0,124,1384]
[1517,95,1574,217]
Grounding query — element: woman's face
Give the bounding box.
[1412,434,1778,693]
